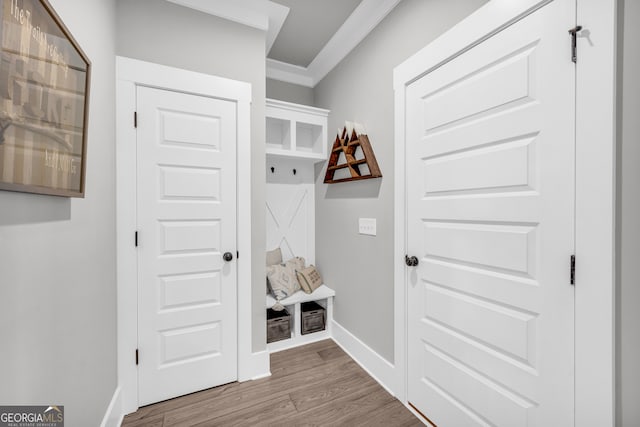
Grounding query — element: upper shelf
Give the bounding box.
[266,99,329,161]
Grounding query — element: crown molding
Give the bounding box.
[265,2,290,54]
[306,0,402,85]
[266,58,314,87]
[266,0,402,88]
[165,0,289,53]
[166,0,269,30]
[165,0,401,88]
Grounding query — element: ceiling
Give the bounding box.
[267,0,363,68]
[165,0,402,87]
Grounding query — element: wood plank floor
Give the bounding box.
[122,339,422,426]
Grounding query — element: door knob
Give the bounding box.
[405,255,419,267]
[223,252,234,262]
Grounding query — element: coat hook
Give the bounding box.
[270,166,275,173]
[293,169,297,175]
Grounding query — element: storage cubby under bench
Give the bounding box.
[266,285,335,352]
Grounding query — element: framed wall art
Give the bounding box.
[0,0,91,197]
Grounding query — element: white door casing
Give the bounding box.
[406,1,575,425]
[136,86,238,405]
[116,57,256,416]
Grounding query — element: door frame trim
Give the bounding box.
[393,0,616,423]
[115,56,254,415]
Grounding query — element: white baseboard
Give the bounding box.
[247,350,271,381]
[330,320,399,397]
[267,330,332,353]
[100,386,124,427]
[112,351,269,424]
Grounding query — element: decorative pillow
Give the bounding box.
[297,265,323,294]
[266,256,306,300]
[266,249,284,294]
[284,256,305,273]
[266,248,283,266]
[267,264,298,300]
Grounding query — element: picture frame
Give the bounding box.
[0,0,91,197]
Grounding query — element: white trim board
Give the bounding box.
[165,0,289,54]
[330,321,399,399]
[574,2,617,424]
[115,56,262,417]
[393,0,616,422]
[165,0,270,31]
[266,59,314,88]
[266,0,402,87]
[164,0,289,54]
[268,329,332,354]
[165,0,401,88]
[99,387,123,427]
[247,350,272,381]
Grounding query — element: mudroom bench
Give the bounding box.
[266,285,335,352]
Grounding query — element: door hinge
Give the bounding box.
[570,255,576,285]
[134,111,137,128]
[135,349,139,365]
[568,26,582,63]
[237,250,239,259]
[135,231,138,247]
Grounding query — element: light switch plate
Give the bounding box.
[359,218,376,236]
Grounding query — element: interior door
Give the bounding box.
[136,86,238,406]
[406,1,575,425]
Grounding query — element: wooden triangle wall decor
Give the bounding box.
[323,124,382,184]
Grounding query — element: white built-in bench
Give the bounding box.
[265,98,333,352]
[266,285,335,352]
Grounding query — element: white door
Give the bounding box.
[406,1,575,425]
[136,86,238,406]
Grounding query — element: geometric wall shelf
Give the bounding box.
[323,123,382,183]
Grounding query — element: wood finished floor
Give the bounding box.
[121,339,422,426]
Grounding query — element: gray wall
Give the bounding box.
[617,0,640,424]
[313,0,487,362]
[115,0,267,352]
[0,0,117,425]
[266,78,314,105]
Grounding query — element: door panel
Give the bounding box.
[406,1,575,425]
[137,86,237,406]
